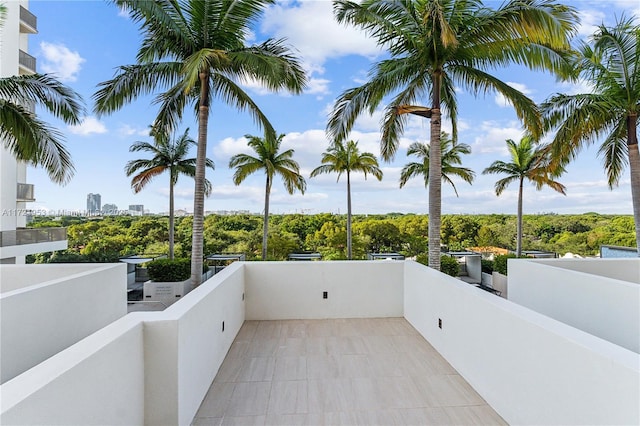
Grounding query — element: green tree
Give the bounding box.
[541,17,640,254]
[125,128,213,259]
[483,137,566,256]
[0,74,84,183]
[94,0,307,285]
[229,133,306,260]
[327,0,577,270]
[310,140,383,259]
[400,132,474,197]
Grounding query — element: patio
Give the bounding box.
[192,318,505,425]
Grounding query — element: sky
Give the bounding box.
[23,0,640,216]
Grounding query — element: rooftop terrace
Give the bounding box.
[1,259,638,425]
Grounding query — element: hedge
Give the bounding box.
[147,258,191,282]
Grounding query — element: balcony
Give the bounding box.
[18,50,36,75]
[0,227,66,248]
[0,260,638,425]
[16,183,35,202]
[19,6,37,34]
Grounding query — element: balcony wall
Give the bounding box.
[0,263,127,383]
[404,260,638,426]
[1,261,638,425]
[508,258,639,353]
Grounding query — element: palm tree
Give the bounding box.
[541,17,640,254]
[0,73,84,183]
[94,0,307,285]
[327,0,578,270]
[400,132,474,197]
[483,137,566,256]
[125,128,214,260]
[229,133,306,260]
[311,140,383,259]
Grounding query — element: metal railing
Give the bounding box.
[0,227,66,248]
[19,50,36,73]
[19,6,37,32]
[16,183,35,202]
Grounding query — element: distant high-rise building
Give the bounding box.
[87,193,101,213]
[129,204,144,215]
[102,203,118,214]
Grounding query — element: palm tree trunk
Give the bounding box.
[262,176,271,260]
[517,177,524,257]
[169,174,175,260]
[191,71,210,286]
[346,170,352,260]
[428,71,442,270]
[627,113,640,256]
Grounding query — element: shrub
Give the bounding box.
[440,255,460,277]
[481,259,494,274]
[147,258,190,282]
[415,252,428,266]
[493,254,517,275]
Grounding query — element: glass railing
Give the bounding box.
[19,6,37,32]
[0,227,66,247]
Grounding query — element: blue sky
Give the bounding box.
[26,0,640,216]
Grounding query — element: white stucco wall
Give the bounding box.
[0,316,145,425]
[143,262,246,426]
[244,261,404,320]
[0,263,127,383]
[509,259,639,353]
[404,260,639,426]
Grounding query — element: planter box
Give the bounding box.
[492,271,508,299]
[143,279,192,307]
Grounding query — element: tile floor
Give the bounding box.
[192,318,507,425]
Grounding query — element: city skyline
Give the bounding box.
[24,0,640,216]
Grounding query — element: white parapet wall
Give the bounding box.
[0,316,146,425]
[509,258,639,353]
[0,263,127,383]
[404,260,639,426]
[0,262,246,426]
[244,260,404,320]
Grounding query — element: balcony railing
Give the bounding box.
[19,50,36,74]
[16,183,35,202]
[19,6,37,33]
[0,227,66,248]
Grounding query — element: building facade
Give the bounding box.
[0,0,67,263]
[86,193,101,213]
[128,204,144,215]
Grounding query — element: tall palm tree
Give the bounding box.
[541,17,640,254]
[327,0,578,270]
[0,73,84,183]
[483,137,566,256]
[94,0,307,285]
[229,133,306,260]
[311,140,383,259]
[400,131,474,197]
[125,128,214,260]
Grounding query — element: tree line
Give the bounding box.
[27,213,636,264]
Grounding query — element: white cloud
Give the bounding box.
[67,116,107,136]
[118,124,151,138]
[262,2,383,72]
[576,9,606,38]
[494,82,533,108]
[472,121,524,155]
[39,42,85,82]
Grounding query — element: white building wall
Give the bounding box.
[244,261,404,320]
[404,260,639,426]
[0,263,127,383]
[508,258,640,353]
[1,0,35,263]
